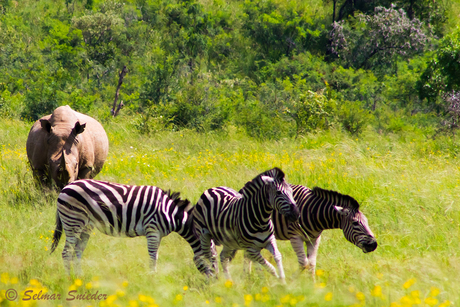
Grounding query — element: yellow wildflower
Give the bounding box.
[280,294,290,304]
[116,290,125,297]
[225,280,233,288]
[403,278,416,289]
[261,294,270,302]
[424,297,438,306]
[316,269,325,277]
[175,294,183,301]
[370,285,383,298]
[183,286,189,291]
[215,296,222,303]
[30,279,41,287]
[261,287,269,294]
[439,300,451,307]
[74,279,83,287]
[1,273,9,284]
[139,294,148,302]
[429,287,440,297]
[324,292,333,301]
[85,282,92,290]
[122,280,129,288]
[356,292,365,302]
[289,297,298,306]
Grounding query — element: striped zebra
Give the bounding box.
[268,185,377,278]
[193,167,300,282]
[50,179,210,276]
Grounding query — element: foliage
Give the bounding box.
[242,0,328,62]
[337,99,371,135]
[330,5,431,73]
[325,0,448,36]
[418,27,460,108]
[0,0,458,139]
[435,91,460,137]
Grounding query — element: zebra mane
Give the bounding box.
[311,187,360,210]
[165,190,193,213]
[260,167,285,181]
[239,167,286,194]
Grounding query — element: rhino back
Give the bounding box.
[74,111,109,176]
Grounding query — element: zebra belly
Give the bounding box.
[90,221,144,238]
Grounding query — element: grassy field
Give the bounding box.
[1,117,459,307]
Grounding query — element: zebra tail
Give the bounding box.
[50,211,63,254]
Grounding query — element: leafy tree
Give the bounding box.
[330,5,430,73]
[418,27,460,108]
[324,0,447,35]
[436,91,460,136]
[242,0,328,63]
[72,11,125,66]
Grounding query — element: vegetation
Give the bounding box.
[0,0,459,137]
[1,0,460,306]
[2,119,460,306]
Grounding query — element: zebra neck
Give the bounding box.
[239,185,272,225]
[301,195,341,231]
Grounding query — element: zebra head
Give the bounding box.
[260,168,299,222]
[335,205,377,253]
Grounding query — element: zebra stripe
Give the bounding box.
[50,179,209,276]
[193,168,299,281]
[271,184,377,278]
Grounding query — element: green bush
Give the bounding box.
[337,100,371,135]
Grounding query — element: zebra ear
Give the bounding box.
[260,176,275,185]
[335,206,350,216]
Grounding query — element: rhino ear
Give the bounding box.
[40,119,51,133]
[74,122,86,135]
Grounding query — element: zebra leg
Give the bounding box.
[243,255,252,275]
[62,230,79,276]
[220,247,237,281]
[290,235,309,270]
[244,248,279,279]
[74,230,92,276]
[199,229,216,277]
[265,237,286,283]
[211,240,219,275]
[146,230,162,273]
[305,235,321,280]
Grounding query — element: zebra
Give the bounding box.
[50,179,210,276]
[192,167,300,282]
[266,184,378,279]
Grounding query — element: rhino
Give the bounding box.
[26,106,109,189]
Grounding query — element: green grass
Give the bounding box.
[1,118,459,307]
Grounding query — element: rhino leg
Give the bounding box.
[31,167,51,187]
[78,166,94,180]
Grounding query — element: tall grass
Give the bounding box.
[1,118,459,306]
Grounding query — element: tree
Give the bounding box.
[330,5,430,73]
[323,0,447,35]
[418,27,460,107]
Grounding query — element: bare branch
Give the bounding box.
[111,65,128,117]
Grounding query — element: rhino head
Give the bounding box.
[40,116,86,189]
